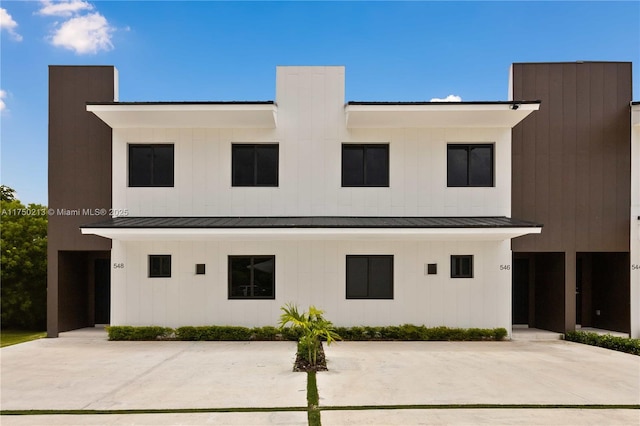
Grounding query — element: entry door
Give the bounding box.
[576,257,582,325]
[94,259,111,324]
[512,258,530,324]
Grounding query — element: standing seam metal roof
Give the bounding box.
[81,216,543,229]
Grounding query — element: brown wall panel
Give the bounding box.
[588,63,605,249]
[560,64,577,250]
[511,62,631,333]
[48,66,114,251]
[615,65,633,252]
[48,66,115,336]
[512,62,632,253]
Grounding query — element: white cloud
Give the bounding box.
[50,12,114,54]
[0,90,8,112]
[0,8,23,41]
[37,1,116,55]
[430,94,462,102]
[38,0,93,17]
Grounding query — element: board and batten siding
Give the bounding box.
[112,67,512,218]
[110,239,512,330]
[631,104,640,338]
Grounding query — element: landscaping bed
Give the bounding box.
[565,331,640,356]
[107,324,507,342]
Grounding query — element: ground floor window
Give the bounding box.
[346,255,393,299]
[451,255,473,278]
[228,256,275,299]
[149,255,171,278]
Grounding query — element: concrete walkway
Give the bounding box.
[1,328,639,425]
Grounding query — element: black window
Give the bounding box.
[447,144,494,187]
[228,256,275,299]
[346,255,393,299]
[149,255,171,278]
[342,144,389,187]
[232,144,278,186]
[129,144,174,187]
[451,255,473,278]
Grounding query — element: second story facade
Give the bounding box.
[88,66,539,218]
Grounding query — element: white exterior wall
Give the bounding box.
[106,66,518,331]
[112,67,512,218]
[110,239,512,330]
[631,106,640,338]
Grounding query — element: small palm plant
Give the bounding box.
[279,303,341,369]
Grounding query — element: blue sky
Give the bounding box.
[1,1,638,205]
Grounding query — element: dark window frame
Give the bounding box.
[231,143,279,187]
[149,255,172,278]
[341,143,390,187]
[346,255,394,299]
[128,144,175,187]
[451,255,474,278]
[446,143,494,187]
[228,255,276,300]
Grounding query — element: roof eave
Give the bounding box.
[81,226,542,241]
[345,102,540,129]
[86,102,278,129]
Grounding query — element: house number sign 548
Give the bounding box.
[113,263,125,269]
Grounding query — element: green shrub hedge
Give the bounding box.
[334,325,507,341]
[175,326,253,341]
[107,324,507,342]
[105,326,173,341]
[565,331,640,356]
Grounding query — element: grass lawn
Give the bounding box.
[1,330,46,348]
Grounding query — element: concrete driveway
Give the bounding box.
[1,328,639,425]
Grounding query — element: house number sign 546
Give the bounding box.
[632,264,640,271]
[499,265,511,271]
[113,263,125,269]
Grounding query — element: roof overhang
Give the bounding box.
[86,102,277,129]
[345,101,540,128]
[81,227,541,241]
[81,216,542,241]
[632,103,640,127]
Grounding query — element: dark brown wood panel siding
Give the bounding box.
[47,66,115,336]
[512,62,632,253]
[48,66,114,250]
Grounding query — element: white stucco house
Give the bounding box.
[80,66,542,333]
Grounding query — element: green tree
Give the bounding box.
[1,188,47,329]
[1,185,16,202]
[279,303,341,367]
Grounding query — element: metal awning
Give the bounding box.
[81,216,542,241]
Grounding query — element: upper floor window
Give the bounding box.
[447,144,494,187]
[346,255,393,299]
[342,144,389,187]
[232,144,278,187]
[129,144,174,187]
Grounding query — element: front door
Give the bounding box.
[576,257,582,325]
[94,259,111,324]
[512,258,530,325]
